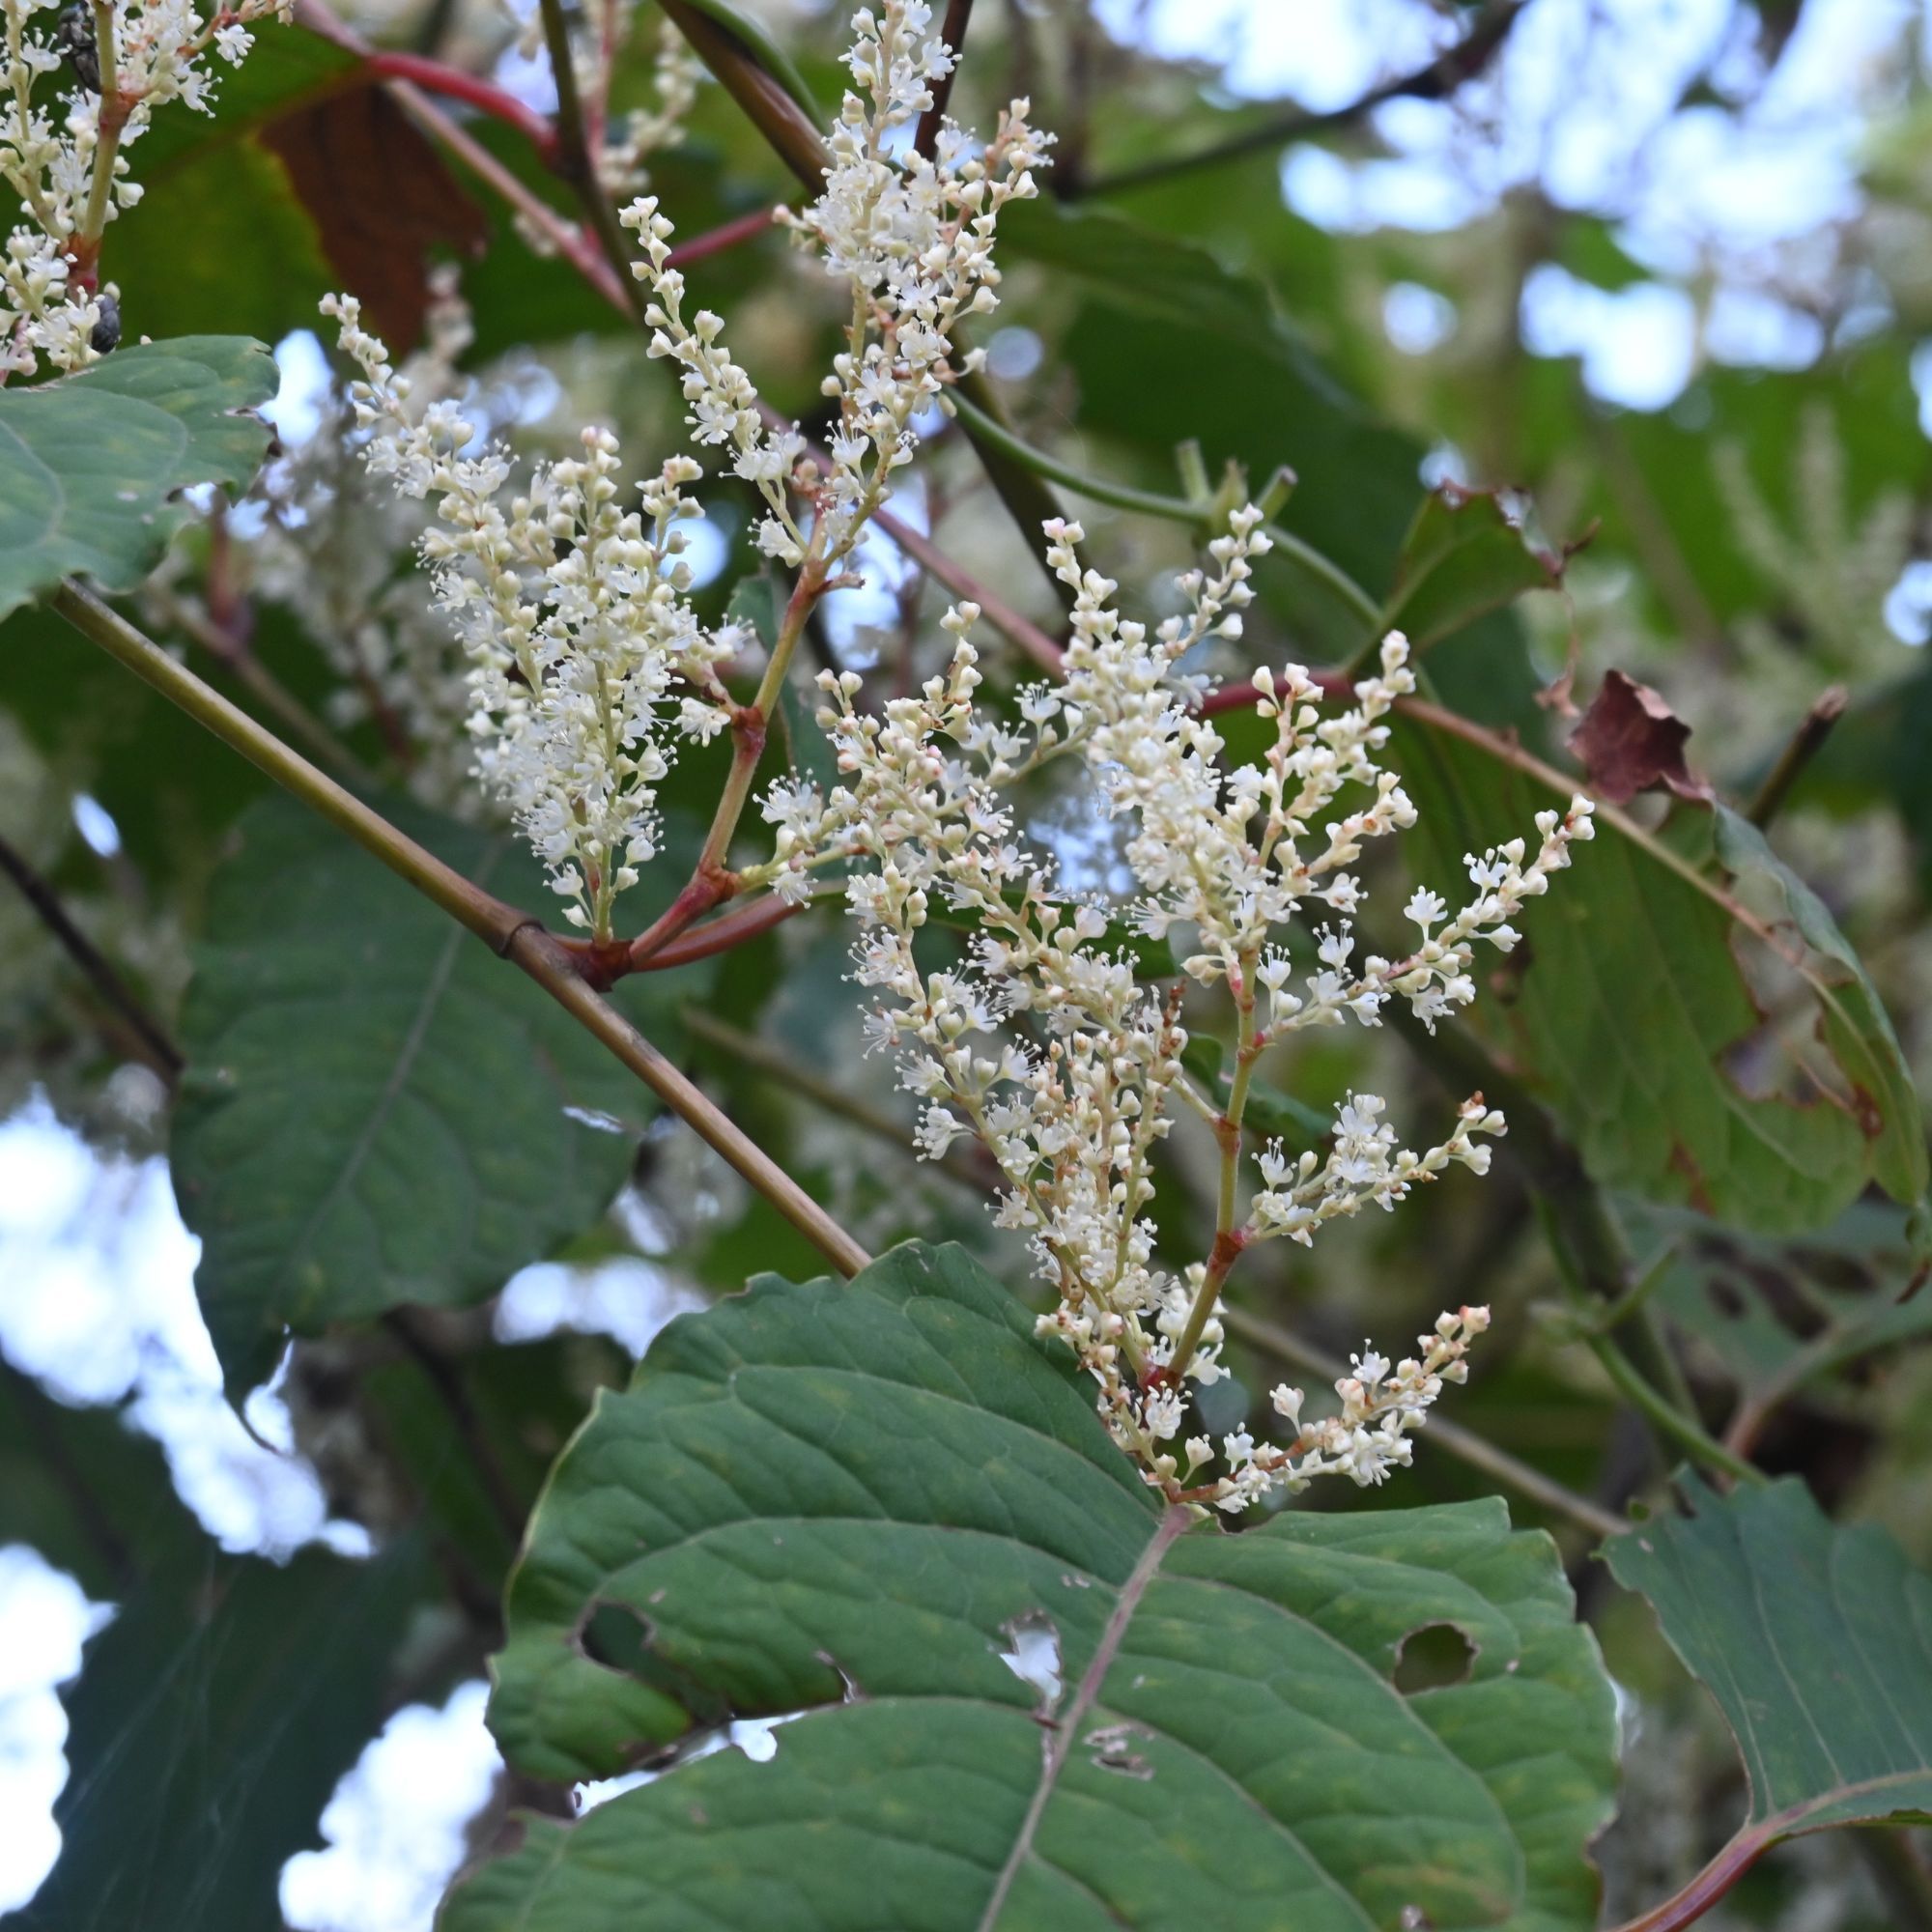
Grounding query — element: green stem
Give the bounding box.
[947,392,1383,633]
[55,582,523,948]
[697,558,822,878]
[53,580,872,1280]
[1162,962,1259,1387]
[1565,1238,1678,1338]
[1583,1326,1766,1489]
[512,926,871,1274]
[149,585,380,787]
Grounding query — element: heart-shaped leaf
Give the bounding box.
[1385,484,1576,651]
[449,1240,1617,1931]
[1397,724,1927,1234]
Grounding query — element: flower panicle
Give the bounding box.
[771,498,1592,1512]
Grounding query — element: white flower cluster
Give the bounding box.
[1207,1307,1492,1509]
[621,0,1046,570]
[327,1,1039,930]
[305,0,1589,1515]
[322,291,739,939]
[1,0,287,373]
[763,510,1594,1510]
[245,274,482,814]
[593,13,702,199]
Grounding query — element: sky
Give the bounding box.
[4,0,1931,1922]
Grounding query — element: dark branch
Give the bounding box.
[1747,684,1847,829]
[0,829,183,1080]
[914,0,976,158]
[1068,0,1527,200]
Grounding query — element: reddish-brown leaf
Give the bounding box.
[1568,668,1714,807]
[261,80,487,351]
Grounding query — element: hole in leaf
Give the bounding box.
[573,1711,808,1810]
[575,1600,731,1731]
[1392,1623,1476,1694]
[997,1612,1064,1715]
[1084,1721,1154,1779]
[579,1601,656,1675]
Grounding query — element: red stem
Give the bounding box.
[1609,1826,1775,1932]
[665,204,782,268]
[636,892,803,969]
[873,505,1064,677]
[553,888,802,985]
[365,51,561,162]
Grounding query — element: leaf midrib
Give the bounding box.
[277,838,506,1323]
[976,1505,1190,1931]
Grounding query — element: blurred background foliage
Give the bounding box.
[7,0,1932,1925]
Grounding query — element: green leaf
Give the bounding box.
[724,569,781,649]
[0,1386,437,1932]
[1605,1474,1932,1843]
[21,1532,435,1932]
[1179,1036,1330,1148]
[100,25,355,348]
[663,0,824,124]
[451,1240,1617,1932]
[1712,806,1928,1209]
[0,1369,182,1598]
[997,201,1422,647]
[1397,724,1926,1233]
[0,337,276,622]
[1385,484,1574,651]
[1635,1198,1932,1418]
[171,792,686,1390]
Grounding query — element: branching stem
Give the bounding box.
[0,828,183,1079]
[53,581,871,1280]
[536,0,646,315]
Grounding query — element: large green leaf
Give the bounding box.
[0,1370,182,1598]
[171,792,688,1390]
[0,1384,436,1932]
[102,25,355,349]
[21,1533,434,1932]
[1605,1475,1932,1850]
[1713,806,1927,1208]
[449,1241,1617,1932]
[1397,725,1927,1233]
[1634,1199,1932,1428]
[0,337,276,621]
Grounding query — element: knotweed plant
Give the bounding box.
[315,0,1595,1514]
[17,0,1928,1922]
[804,587,1591,1510]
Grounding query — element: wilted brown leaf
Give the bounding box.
[261,80,487,351]
[1568,668,1714,807]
